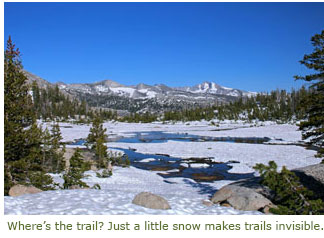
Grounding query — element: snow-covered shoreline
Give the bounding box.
[5,121,322,215]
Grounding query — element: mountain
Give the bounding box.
[24,70,52,89]
[24,71,257,113]
[177,81,256,97]
[58,79,256,99]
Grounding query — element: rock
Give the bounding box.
[220,202,232,208]
[81,150,96,162]
[9,185,42,197]
[227,177,275,200]
[107,161,113,172]
[132,192,171,210]
[262,204,278,215]
[211,186,233,203]
[293,164,324,199]
[202,200,214,206]
[192,173,224,182]
[211,183,274,211]
[63,147,75,168]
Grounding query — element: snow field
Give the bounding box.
[5,121,321,215]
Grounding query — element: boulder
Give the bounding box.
[293,164,324,199]
[107,161,113,173]
[210,164,324,213]
[132,192,171,210]
[202,200,214,207]
[211,179,274,211]
[63,148,75,168]
[214,177,275,200]
[9,185,42,197]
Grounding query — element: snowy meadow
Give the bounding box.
[4,120,321,215]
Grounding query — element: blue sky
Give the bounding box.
[4,2,324,92]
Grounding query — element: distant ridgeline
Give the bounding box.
[123,87,311,122]
[30,80,310,123]
[30,82,117,122]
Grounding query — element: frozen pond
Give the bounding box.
[113,147,253,183]
[68,129,314,183]
[114,131,271,144]
[72,131,272,144]
[69,131,275,182]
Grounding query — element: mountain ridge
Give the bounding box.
[24,70,257,113]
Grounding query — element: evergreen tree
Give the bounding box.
[295,30,324,157]
[41,127,52,167]
[50,122,65,172]
[86,115,109,169]
[63,148,89,189]
[254,161,324,214]
[4,37,54,194]
[40,123,66,173]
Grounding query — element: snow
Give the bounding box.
[5,120,322,215]
[95,85,109,93]
[243,91,258,97]
[138,89,157,98]
[227,91,240,97]
[110,141,317,173]
[5,167,259,215]
[110,87,136,97]
[107,87,158,99]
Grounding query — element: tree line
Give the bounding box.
[30,81,312,124]
[161,87,310,122]
[31,82,118,122]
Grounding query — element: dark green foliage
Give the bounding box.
[63,148,90,189]
[214,89,308,122]
[161,88,309,122]
[41,124,65,173]
[32,80,309,124]
[92,183,101,190]
[87,115,110,169]
[110,152,130,167]
[254,161,324,215]
[96,169,112,178]
[49,123,65,172]
[31,83,117,122]
[163,107,215,122]
[78,92,191,114]
[295,30,324,157]
[119,112,158,123]
[4,37,54,195]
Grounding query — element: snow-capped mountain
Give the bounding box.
[177,81,256,97]
[55,79,256,99]
[25,71,257,113]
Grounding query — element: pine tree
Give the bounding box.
[254,161,324,214]
[31,81,41,118]
[295,30,324,157]
[86,115,109,168]
[4,36,54,194]
[50,122,65,172]
[63,148,89,189]
[41,127,52,168]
